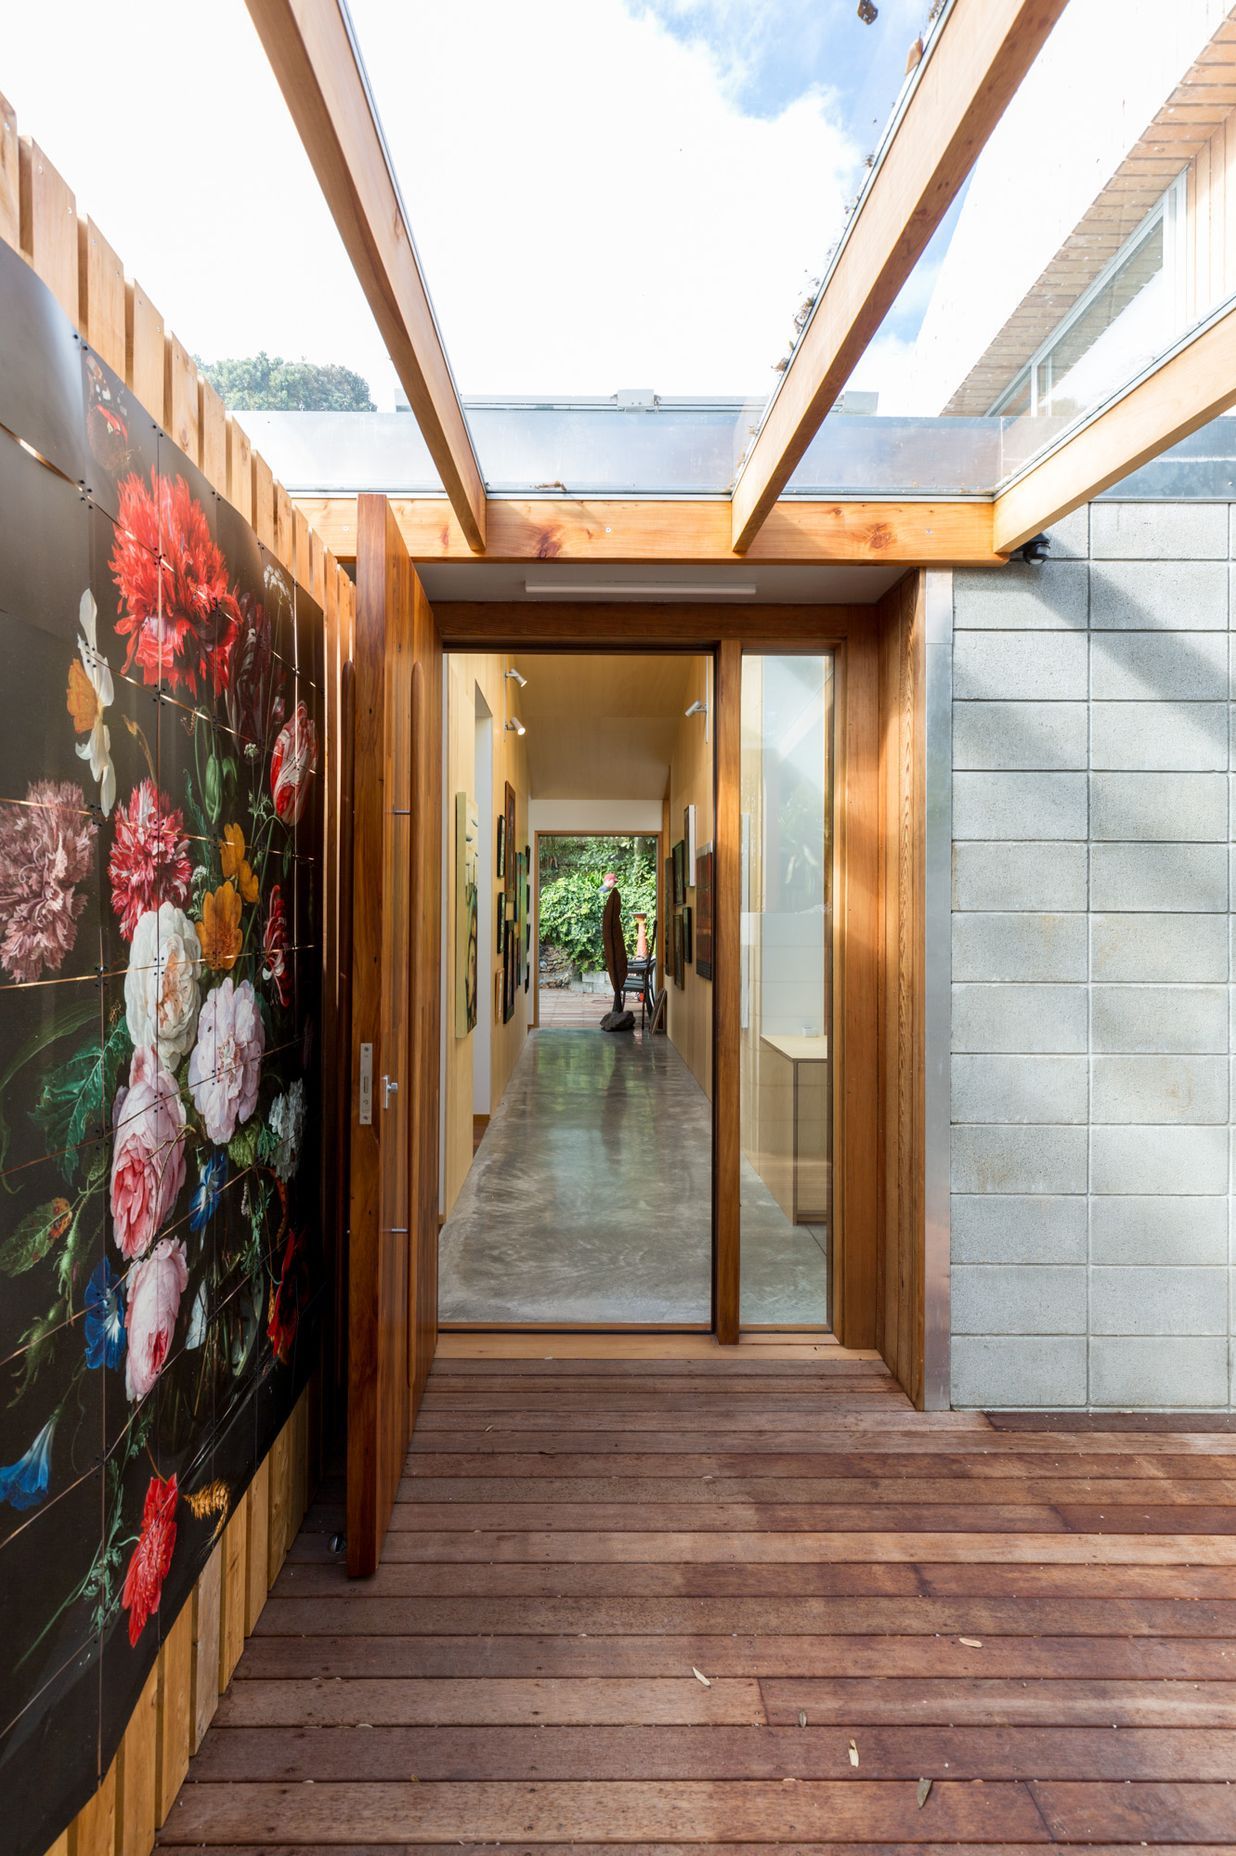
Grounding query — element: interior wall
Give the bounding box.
[444,652,530,1214]
[666,657,714,1097]
[529,799,664,834]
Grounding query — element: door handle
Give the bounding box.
[382,1075,399,1110]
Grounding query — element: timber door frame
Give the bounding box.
[436,605,887,1352]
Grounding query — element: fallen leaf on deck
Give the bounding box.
[798,1709,808,1728]
[959,1637,983,1648]
[916,1778,933,1808]
[848,1739,859,1766]
[693,1667,711,1687]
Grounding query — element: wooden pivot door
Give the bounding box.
[348,495,442,1577]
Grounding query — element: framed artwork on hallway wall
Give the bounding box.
[695,846,714,981]
[684,803,697,874]
[504,782,516,897]
[496,812,506,879]
[672,839,687,907]
[673,910,685,988]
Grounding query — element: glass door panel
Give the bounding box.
[739,653,835,1327]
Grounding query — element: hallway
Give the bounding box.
[439,1029,829,1327]
[159,1351,1236,1851]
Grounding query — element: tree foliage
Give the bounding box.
[538,836,658,975]
[197,351,376,412]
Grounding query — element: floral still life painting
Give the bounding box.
[0,265,324,1856]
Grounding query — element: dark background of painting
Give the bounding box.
[0,242,325,1856]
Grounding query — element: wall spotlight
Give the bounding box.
[505,717,526,735]
[684,699,708,719]
[505,667,528,688]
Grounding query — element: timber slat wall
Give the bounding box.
[159,1353,1236,1852]
[0,90,353,1856]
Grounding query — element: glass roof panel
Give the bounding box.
[345,0,946,486]
[4,0,400,415]
[804,0,1236,500]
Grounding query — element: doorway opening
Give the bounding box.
[438,649,717,1328]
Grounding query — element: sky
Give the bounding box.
[2,0,933,410]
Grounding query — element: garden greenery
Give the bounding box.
[537,836,658,975]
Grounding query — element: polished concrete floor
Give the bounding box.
[439,1029,828,1326]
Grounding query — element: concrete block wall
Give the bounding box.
[948,500,1236,1408]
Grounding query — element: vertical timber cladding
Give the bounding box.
[0,230,329,1854]
[348,496,441,1578]
[876,572,927,1405]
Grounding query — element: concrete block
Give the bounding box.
[952,912,1086,983]
[1041,506,1089,559]
[952,1263,1086,1335]
[955,561,1088,629]
[1089,1335,1227,1407]
[952,1193,1087,1264]
[953,700,1088,771]
[952,1335,1087,1408]
[1091,1055,1228,1126]
[954,631,1088,702]
[1089,1124,1228,1195]
[1089,701,1228,770]
[1088,843,1228,912]
[952,1054,1087,1125]
[1090,630,1228,702]
[1090,984,1227,1053]
[1089,1195,1229,1267]
[1091,501,1228,560]
[1090,913,1229,982]
[953,983,1088,1054]
[953,843,1087,912]
[1090,1266,1227,1337]
[1091,560,1227,630]
[1089,772,1227,842]
[953,772,1087,841]
[952,1125,1087,1195]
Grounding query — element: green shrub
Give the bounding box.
[538,838,658,975]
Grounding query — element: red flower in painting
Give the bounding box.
[108,778,192,941]
[120,1472,178,1647]
[267,1227,307,1365]
[111,470,240,697]
[261,884,291,1007]
[270,702,318,825]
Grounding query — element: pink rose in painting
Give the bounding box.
[188,977,264,1144]
[270,701,318,825]
[110,1045,187,1261]
[261,885,290,1008]
[124,1238,188,1403]
[0,781,97,984]
[108,778,192,942]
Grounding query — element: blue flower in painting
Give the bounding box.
[189,1151,228,1233]
[84,1258,126,1371]
[0,1414,57,1511]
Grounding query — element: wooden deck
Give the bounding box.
[159,1352,1236,1851]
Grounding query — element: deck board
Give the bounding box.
[158,1353,1236,1851]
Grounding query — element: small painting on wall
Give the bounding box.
[683,803,697,875]
[695,845,714,981]
[682,905,693,965]
[673,910,685,989]
[672,839,687,907]
[497,900,506,957]
[496,812,506,879]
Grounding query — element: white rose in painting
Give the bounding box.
[188,977,264,1144]
[125,904,202,1066]
[124,1236,189,1403]
[268,1079,306,1181]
